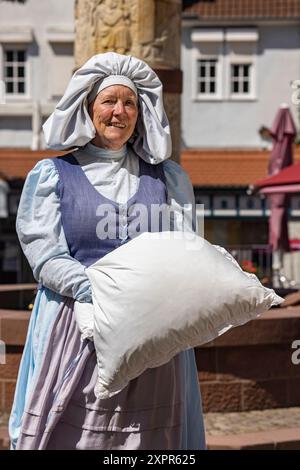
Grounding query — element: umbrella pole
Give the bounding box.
[272,248,284,288]
[272,248,298,288]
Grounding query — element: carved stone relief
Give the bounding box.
[94,0,130,55]
[75,0,180,68]
[138,0,181,69]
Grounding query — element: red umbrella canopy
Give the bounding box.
[266,107,296,251]
[254,161,300,194]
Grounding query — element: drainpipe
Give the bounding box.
[31,100,41,150]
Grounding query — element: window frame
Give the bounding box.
[191,29,224,101]
[1,44,30,101]
[227,58,256,101]
[224,29,258,101]
[230,63,252,95]
[213,195,237,216]
[196,58,219,97]
[192,50,224,101]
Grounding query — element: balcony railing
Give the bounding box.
[226,244,273,284]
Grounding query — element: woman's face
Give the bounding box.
[88,84,138,150]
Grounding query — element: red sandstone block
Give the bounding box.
[201,381,242,413]
[3,381,16,413]
[241,379,287,411]
[216,345,291,381]
[0,310,30,346]
[0,427,9,450]
[195,348,217,370]
[202,309,300,348]
[198,370,218,381]
[207,427,300,451]
[206,433,275,450]
[207,434,274,450]
[195,348,217,383]
[0,353,22,380]
[0,382,4,410]
[204,322,256,348]
[287,377,300,406]
[275,427,300,450]
[215,372,241,382]
[195,347,218,381]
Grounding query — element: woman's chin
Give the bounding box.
[104,131,129,147]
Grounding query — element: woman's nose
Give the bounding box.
[113,100,125,115]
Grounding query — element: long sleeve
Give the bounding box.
[163,159,197,233]
[16,159,92,302]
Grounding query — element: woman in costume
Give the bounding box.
[9,52,206,450]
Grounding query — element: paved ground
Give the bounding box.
[204,407,300,436]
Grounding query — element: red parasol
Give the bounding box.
[253,162,300,195]
[266,106,296,252]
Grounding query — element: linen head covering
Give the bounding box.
[87,75,137,103]
[43,52,172,164]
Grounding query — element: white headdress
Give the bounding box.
[43,52,172,164]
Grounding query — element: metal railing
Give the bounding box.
[225,244,273,283]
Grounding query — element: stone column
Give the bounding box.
[74,0,182,163]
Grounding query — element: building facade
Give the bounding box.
[181,11,300,148]
[0,0,75,149]
[181,0,300,283]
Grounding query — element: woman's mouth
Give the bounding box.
[108,122,126,128]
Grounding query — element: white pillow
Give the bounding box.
[75,231,282,399]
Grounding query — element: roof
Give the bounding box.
[183,0,300,20]
[181,147,300,187]
[1,147,300,188]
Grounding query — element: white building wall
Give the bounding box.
[0,0,75,147]
[181,24,300,149]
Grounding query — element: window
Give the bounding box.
[197,59,217,95]
[3,49,26,95]
[226,29,257,100]
[290,196,300,216]
[239,195,263,216]
[231,64,251,94]
[213,195,236,216]
[191,28,257,101]
[221,199,228,209]
[246,198,254,210]
[191,29,223,100]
